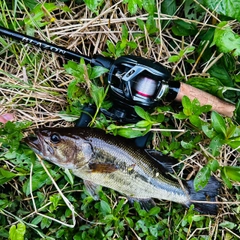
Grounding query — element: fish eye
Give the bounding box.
[50,133,61,144]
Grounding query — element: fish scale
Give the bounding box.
[72,167,189,203]
[24,127,220,215]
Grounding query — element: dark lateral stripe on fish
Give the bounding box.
[89,162,118,173]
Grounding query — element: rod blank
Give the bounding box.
[0,26,92,63]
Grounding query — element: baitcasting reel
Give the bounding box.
[95,55,180,122]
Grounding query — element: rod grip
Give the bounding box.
[174,82,235,117]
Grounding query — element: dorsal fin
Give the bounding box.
[144,149,181,174]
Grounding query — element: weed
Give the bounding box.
[0,0,240,239]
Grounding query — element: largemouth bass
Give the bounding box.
[24,127,220,215]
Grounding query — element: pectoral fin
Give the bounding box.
[83,179,101,200]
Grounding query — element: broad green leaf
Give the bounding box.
[136,219,148,231]
[89,66,109,79]
[174,112,187,120]
[200,105,212,113]
[64,61,84,78]
[0,168,17,185]
[192,215,206,222]
[56,229,65,238]
[156,113,165,123]
[194,165,211,191]
[90,84,106,108]
[115,42,125,57]
[212,22,240,56]
[161,0,176,18]
[31,215,43,226]
[203,0,240,21]
[123,0,138,15]
[223,166,240,182]
[9,223,26,240]
[222,53,236,72]
[189,115,202,128]
[60,5,72,13]
[106,40,116,54]
[143,0,156,15]
[148,206,160,216]
[125,217,134,228]
[24,3,58,27]
[145,15,158,34]
[181,140,195,150]
[221,167,232,189]
[134,106,151,120]
[121,24,128,41]
[64,168,74,186]
[184,0,205,21]
[23,169,60,196]
[184,46,195,54]
[0,227,9,238]
[149,225,158,237]
[208,159,219,172]
[0,121,31,151]
[191,98,202,116]
[117,128,143,138]
[136,0,143,8]
[41,217,52,229]
[67,80,79,99]
[100,200,111,215]
[182,96,192,116]
[49,194,62,212]
[0,199,8,209]
[136,18,145,31]
[168,55,180,63]
[208,63,233,87]
[114,198,125,215]
[24,0,38,10]
[209,134,224,156]
[226,124,237,139]
[136,120,151,128]
[127,41,138,49]
[84,0,104,14]
[219,221,237,229]
[228,140,240,150]
[172,20,198,36]
[211,111,227,137]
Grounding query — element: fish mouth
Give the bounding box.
[23,131,42,154]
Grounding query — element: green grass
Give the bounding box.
[0,0,240,239]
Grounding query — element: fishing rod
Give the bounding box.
[0,26,236,122]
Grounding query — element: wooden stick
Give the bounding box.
[174,82,235,117]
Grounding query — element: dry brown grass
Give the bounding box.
[0,1,226,126]
[1,0,240,238]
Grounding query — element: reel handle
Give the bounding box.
[174,82,235,117]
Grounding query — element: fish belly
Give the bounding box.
[72,168,190,205]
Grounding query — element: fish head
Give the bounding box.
[24,128,92,169]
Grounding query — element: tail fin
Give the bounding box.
[186,177,221,215]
